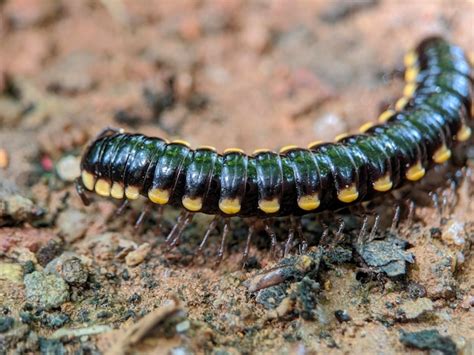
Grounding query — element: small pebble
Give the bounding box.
[334,310,351,322]
[24,271,70,310]
[175,320,190,333]
[45,254,88,285]
[0,316,14,333]
[36,239,63,266]
[43,312,70,329]
[56,155,81,182]
[0,148,9,169]
[125,243,151,267]
[400,329,457,354]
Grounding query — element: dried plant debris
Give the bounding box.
[399,329,457,355]
[250,250,324,321]
[355,235,414,278]
[106,299,187,355]
[247,248,323,293]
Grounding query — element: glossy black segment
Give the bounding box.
[284,149,321,202]
[184,149,219,199]
[254,152,283,205]
[150,143,191,195]
[340,134,391,194]
[219,152,248,201]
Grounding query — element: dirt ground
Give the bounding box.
[0,0,473,354]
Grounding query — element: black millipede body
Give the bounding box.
[77,37,473,220]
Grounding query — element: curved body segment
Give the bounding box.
[79,37,472,218]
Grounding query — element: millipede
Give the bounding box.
[76,37,473,258]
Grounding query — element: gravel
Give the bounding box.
[24,271,70,310]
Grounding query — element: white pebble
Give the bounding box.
[56,155,81,182]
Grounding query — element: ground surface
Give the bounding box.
[0,0,473,354]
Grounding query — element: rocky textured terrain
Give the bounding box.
[0,1,473,354]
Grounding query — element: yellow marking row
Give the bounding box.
[337,184,359,203]
[373,174,393,192]
[297,193,320,211]
[456,125,471,142]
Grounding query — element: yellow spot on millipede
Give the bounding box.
[182,196,203,212]
[307,140,323,149]
[223,147,245,154]
[258,198,280,214]
[95,179,111,197]
[456,125,471,142]
[403,83,417,98]
[334,133,349,142]
[404,51,418,68]
[148,188,170,205]
[395,97,409,111]
[359,122,374,133]
[297,193,320,211]
[404,66,419,83]
[405,161,425,181]
[171,139,191,147]
[279,145,299,154]
[432,145,451,164]
[219,198,241,215]
[253,148,272,155]
[337,184,359,203]
[197,145,217,152]
[81,171,96,191]
[378,109,395,123]
[373,174,393,192]
[111,182,124,199]
[125,186,140,200]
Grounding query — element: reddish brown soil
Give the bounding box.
[0,1,473,354]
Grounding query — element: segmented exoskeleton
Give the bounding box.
[76,37,472,252]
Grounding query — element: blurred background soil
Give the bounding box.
[0,0,473,354]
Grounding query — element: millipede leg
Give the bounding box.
[320,224,330,245]
[368,214,380,242]
[334,219,345,245]
[170,213,193,248]
[116,200,129,215]
[216,220,230,264]
[75,178,91,206]
[390,205,401,234]
[448,180,458,214]
[441,192,448,219]
[284,228,295,257]
[242,225,255,267]
[134,203,151,230]
[264,221,277,258]
[166,211,192,247]
[431,192,440,215]
[291,216,307,253]
[406,200,415,227]
[357,215,369,244]
[197,216,220,255]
